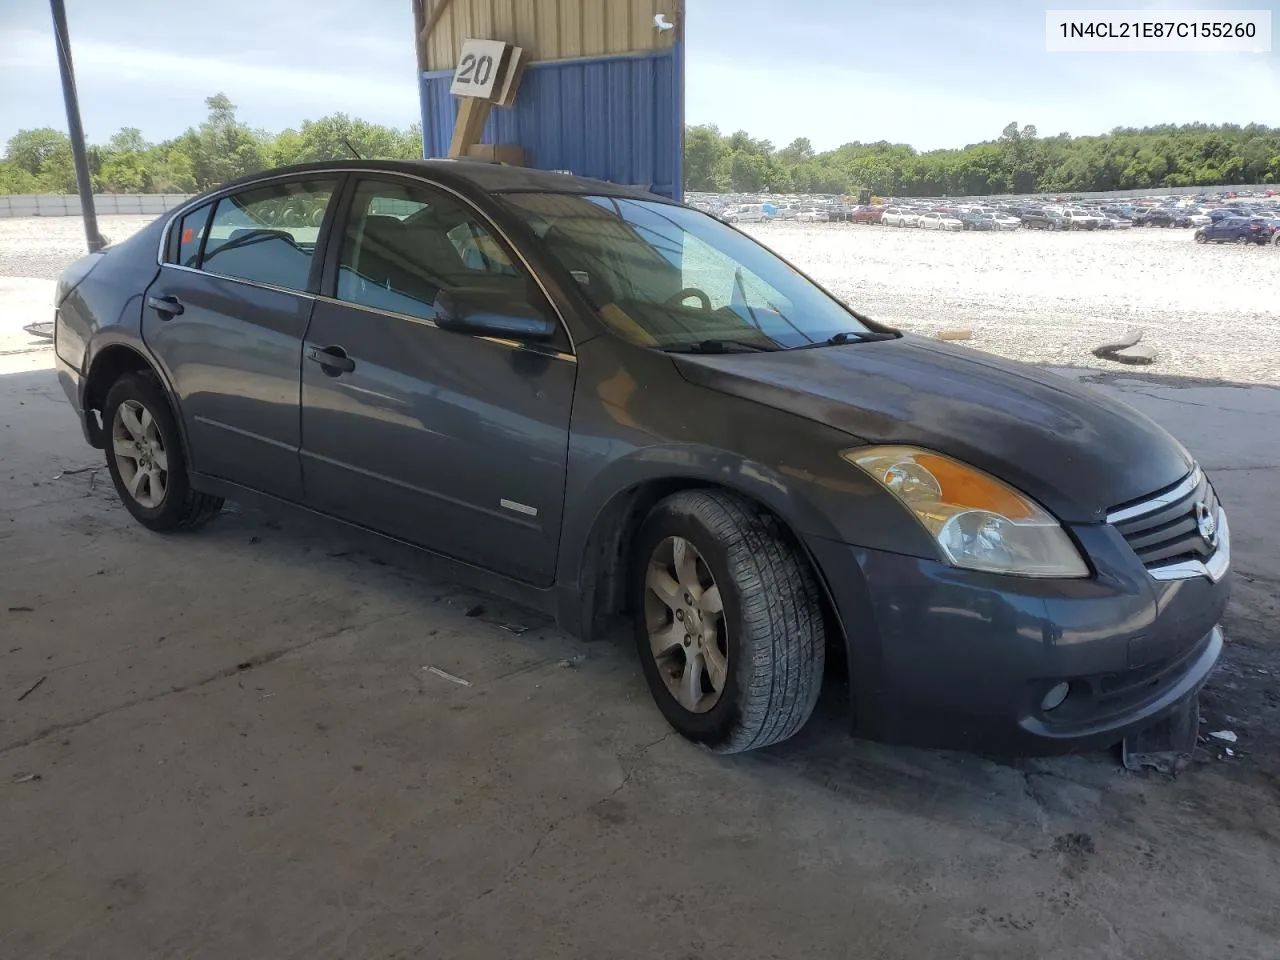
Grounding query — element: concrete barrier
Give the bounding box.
[0,194,195,218]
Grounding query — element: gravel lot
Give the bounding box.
[3,214,1276,384]
[0,215,156,284]
[744,222,1279,385]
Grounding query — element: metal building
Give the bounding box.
[413,0,685,198]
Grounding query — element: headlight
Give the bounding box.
[843,446,1089,578]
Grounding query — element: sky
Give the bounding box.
[0,0,1277,153]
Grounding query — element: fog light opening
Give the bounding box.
[1041,682,1071,713]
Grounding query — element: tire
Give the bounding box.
[1195,230,1207,243]
[102,371,224,532]
[632,490,825,754]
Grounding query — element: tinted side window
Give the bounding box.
[335,179,529,323]
[200,179,336,292]
[176,204,212,266]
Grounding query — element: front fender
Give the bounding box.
[555,336,944,597]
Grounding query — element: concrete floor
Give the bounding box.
[3,283,1279,960]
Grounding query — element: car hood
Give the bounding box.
[672,336,1192,523]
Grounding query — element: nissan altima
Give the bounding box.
[53,160,1230,755]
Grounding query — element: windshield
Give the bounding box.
[499,192,871,351]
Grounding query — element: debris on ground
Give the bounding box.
[557,654,585,668]
[50,464,100,480]
[424,666,472,687]
[8,605,34,613]
[464,604,485,618]
[16,675,46,702]
[1092,328,1157,366]
[1051,832,1096,856]
[21,321,54,341]
[1122,695,1199,774]
[1209,730,1239,743]
[497,622,528,634]
[12,773,41,784]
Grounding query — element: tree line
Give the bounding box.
[685,121,1280,196]
[0,94,423,196]
[4,94,1279,198]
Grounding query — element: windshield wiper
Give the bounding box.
[666,339,776,354]
[787,330,899,350]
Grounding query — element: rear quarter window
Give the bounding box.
[175,204,212,267]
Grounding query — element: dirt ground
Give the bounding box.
[2,246,1279,958]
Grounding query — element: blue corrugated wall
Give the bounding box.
[420,48,682,199]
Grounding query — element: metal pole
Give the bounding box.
[49,0,104,252]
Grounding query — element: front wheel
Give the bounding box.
[103,372,224,532]
[633,490,825,754]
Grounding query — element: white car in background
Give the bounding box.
[723,204,771,224]
[881,206,919,227]
[1103,214,1134,229]
[1185,211,1212,227]
[918,212,964,231]
[1059,208,1103,230]
[795,208,829,223]
[984,212,1022,230]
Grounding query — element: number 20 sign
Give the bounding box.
[449,38,510,100]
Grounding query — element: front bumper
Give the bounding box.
[807,529,1229,755]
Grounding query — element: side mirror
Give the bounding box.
[433,288,557,341]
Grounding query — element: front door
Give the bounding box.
[298,177,575,585]
[142,177,339,499]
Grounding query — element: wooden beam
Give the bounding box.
[410,0,426,71]
[448,96,494,159]
[418,0,459,69]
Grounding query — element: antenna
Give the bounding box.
[341,136,363,160]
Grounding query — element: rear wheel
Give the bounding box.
[103,372,223,532]
[1195,230,1207,243]
[633,490,825,754]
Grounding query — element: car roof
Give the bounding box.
[197,159,669,204]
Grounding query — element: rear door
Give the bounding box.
[297,176,576,585]
[143,176,340,499]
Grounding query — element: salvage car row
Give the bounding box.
[688,191,1280,244]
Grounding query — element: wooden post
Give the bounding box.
[448,96,494,158]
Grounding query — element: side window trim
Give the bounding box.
[308,172,351,296]
[192,202,214,268]
[319,172,362,300]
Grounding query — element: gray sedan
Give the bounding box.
[53,160,1229,755]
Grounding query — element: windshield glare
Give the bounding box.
[498,192,870,351]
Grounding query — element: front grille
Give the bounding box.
[1109,470,1219,568]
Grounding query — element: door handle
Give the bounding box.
[146,294,184,318]
[307,345,356,375]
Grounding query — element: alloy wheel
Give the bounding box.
[644,536,728,714]
[111,398,168,508]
